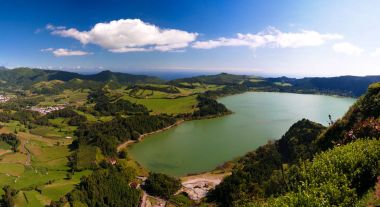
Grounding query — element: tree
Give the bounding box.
[143,173,181,199]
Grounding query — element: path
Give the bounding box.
[24,140,31,166]
[140,191,147,207]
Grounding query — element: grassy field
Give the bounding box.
[37,89,89,107]
[75,110,113,123]
[0,163,25,176]
[0,123,93,206]
[30,125,74,138]
[122,94,198,115]
[0,140,11,149]
[107,83,224,115]
[76,145,103,170]
[0,120,28,134]
[274,82,292,87]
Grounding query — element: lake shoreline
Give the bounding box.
[127,92,355,177]
[117,119,185,152]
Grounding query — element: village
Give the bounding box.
[0,94,11,103]
[29,105,66,114]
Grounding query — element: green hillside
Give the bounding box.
[0,67,163,88]
[207,83,380,206]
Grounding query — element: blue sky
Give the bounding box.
[1,0,380,77]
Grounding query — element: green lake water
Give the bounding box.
[129,92,355,176]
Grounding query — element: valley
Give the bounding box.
[0,67,378,207]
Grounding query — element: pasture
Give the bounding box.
[0,124,92,206]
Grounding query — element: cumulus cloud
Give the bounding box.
[41,48,90,57]
[48,19,198,52]
[192,27,343,49]
[332,42,363,56]
[370,48,380,57]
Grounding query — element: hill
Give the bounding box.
[266,75,380,97]
[1,68,379,97]
[0,67,163,88]
[170,73,250,86]
[170,73,380,97]
[317,82,380,149]
[207,82,380,206]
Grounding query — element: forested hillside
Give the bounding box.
[0,67,163,89]
[207,83,380,206]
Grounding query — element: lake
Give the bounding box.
[129,92,356,176]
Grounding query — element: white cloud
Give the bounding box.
[370,48,380,57]
[48,19,198,52]
[332,42,363,56]
[193,27,343,49]
[46,24,66,30]
[41,48,91,57]
[40,48,54,52]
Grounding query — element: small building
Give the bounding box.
[108,158,117,165]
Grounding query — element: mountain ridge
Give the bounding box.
[1,67,380,97]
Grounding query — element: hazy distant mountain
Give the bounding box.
[0,68,379,97]
[171,72,380,97]
[170,73,250,85]
[266,75,380,96]
[0,67,164,87]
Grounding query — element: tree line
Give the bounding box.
[73,115,176,156]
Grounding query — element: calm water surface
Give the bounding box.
[129,92,355,176]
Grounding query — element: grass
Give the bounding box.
[0,152,27,164]
[30,144,71,171]
[169,193,195,207]
[0,140,11,149]
[122,94,198,115]
[76,145,103,170]
[0,120,28,134]
[30,126,74,138]
[110,84,228,115]
[23,190,46,207]
[41,180,77,201]
[38,89,89,107]
[0,124,93,205]
[13,168,68,189]
[0,163,25,176]
[249,78,265,83]
[75,110,113,123]
[40,170,91,201]
[10,170,93,205]
[119,158,149,177]
[274,82,292,87]
[0,174,16,195]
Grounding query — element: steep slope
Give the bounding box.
[208,119,326,206]
[317,82,380,150]
[208,82,380,207]
[247,139,380,207]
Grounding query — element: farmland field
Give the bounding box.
[0,122,93,205]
